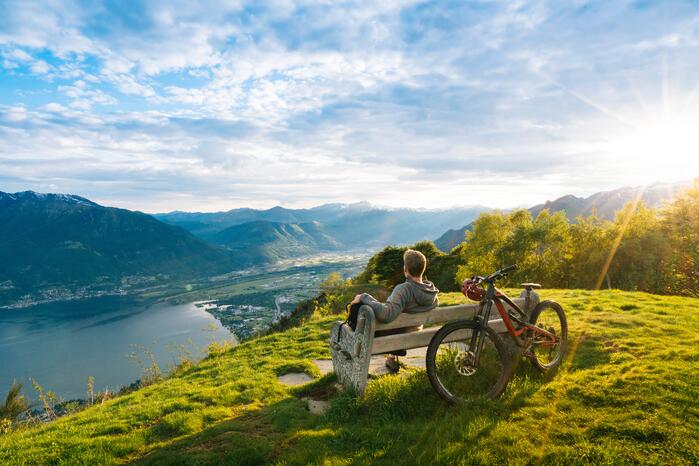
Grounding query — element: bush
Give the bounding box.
[0,381,28,424]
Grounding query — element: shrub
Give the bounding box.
[0,381,29,424]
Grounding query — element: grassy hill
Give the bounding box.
[1,290,697,465]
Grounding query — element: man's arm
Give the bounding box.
[358,283,411,323]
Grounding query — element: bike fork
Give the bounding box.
[472,300,493,366]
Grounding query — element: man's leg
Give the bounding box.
[374,325,423,372]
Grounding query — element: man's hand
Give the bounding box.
[351,294,362,304]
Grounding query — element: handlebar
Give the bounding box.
[472,264,518,284]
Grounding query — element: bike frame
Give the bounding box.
[471,281,558,365]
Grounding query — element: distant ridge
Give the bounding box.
[213,220,342,265]
[0,190,235,303]
[0,191,99,207]
[528,182,686,220]
[434,181,689,252]
[155,203,489,249]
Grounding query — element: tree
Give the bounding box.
[568,215,611,289]
[0,381,29,424]
[661,180,699,297]
[605,202,669,293]
[353,240,458,291]
[456,210,516,282]
[354,245,407,289]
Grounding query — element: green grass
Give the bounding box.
[1,290,698,465]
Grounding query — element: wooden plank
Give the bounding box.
[371,318,508,354]
[374,297,525,331]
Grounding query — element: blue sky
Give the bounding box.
[1,0,698,212]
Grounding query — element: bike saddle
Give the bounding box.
[520,283,542,290]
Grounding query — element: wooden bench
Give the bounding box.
[329,290,540,394]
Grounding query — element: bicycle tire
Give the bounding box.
[528,300,568,372]
[426,320,510,404]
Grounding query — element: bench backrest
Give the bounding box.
[370,298,528,354]
[374,298,525,332]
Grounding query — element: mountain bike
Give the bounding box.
[426,265,568,404]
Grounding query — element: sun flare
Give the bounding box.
[604,103,699,170]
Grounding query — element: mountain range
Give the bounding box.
[0,191,235,303]
[0,181,688,304]
[0,192,487,304]
[433,181,688,252]
[154,203,488,248]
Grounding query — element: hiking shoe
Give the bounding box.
[385,355,400,373]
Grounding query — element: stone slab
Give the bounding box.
[277,372,314,386]
[312,359,333,376]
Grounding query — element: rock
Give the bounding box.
[302,397,330,415]
[277,372,314,386]
[312,359,333,376]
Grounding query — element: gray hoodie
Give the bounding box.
[359,278,439,323]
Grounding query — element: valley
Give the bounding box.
[0,253,367,400]
[150,252,369,339]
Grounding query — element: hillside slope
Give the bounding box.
[1,290,696,465]
[0,191,235,300]
[213,220,341,266]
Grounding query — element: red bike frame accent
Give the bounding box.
[491,288,558,346]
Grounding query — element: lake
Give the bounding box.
[0,296,233,401]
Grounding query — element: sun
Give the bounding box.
[611,114,699,165]
[594,93,699,184]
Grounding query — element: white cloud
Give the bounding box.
[58,81,117,109]
[7,48,33,62]
[107,74,156,98]
[30,59,51,74]
[0,1,698,210]
[42,102,68,112]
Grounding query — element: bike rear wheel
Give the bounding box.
[426,320,510,404]
[528,301,568,372]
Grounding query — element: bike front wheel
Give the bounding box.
[426,320,510,404]
[528,301,568,372]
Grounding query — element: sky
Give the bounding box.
[1,0,698,213]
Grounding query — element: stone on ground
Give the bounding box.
[302,397,330,415]
[312,359,333,376]
[277,372,315,386]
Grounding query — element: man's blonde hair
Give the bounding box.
[403,249,427,277]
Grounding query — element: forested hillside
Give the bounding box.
[367,181,699,297]
[0,191,235,302]
[435,181,688,252]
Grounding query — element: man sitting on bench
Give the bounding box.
[351,249,439,372]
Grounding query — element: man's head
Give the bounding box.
[403,249,427,280]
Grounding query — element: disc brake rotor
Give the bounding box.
[453,349,477,376]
